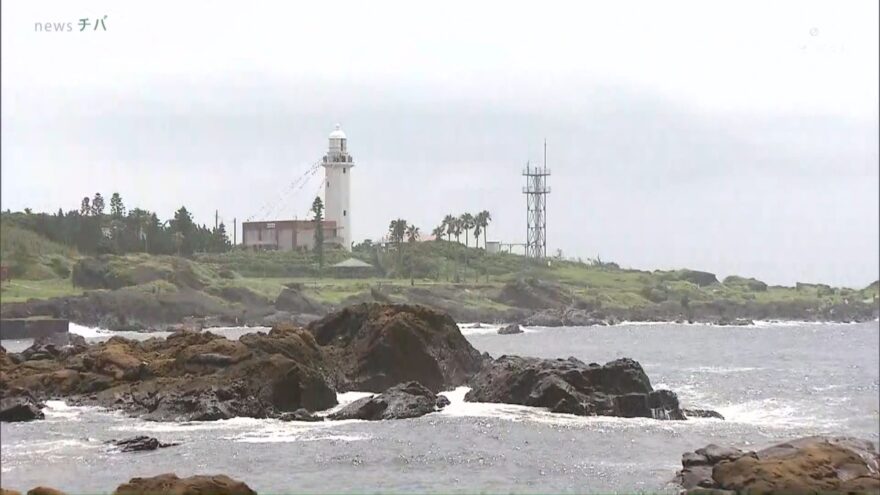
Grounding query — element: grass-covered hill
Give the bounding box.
[1,217,877,326]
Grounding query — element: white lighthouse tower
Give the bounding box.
[322,124,354,251]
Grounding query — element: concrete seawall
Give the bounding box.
[0,318,69,341]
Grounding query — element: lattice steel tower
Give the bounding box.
[522,141,551,259]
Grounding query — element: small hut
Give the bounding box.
[331,258,376,278]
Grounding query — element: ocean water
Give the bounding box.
[1,321,878,493]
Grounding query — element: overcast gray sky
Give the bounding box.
[2,0,878,287]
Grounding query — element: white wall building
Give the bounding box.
[322,124,354,251]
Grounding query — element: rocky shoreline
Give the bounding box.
[2,303,878,494]
[2,276,876,333]
[0,303,705,424]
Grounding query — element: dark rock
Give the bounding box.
[307,304,484,393]
[682,451,709,467]
[274,286,325,314]
[0,396,45,422]
[683,408,725,420]
[108,435,178,452]
[497,324,523,335]
[2,325,337,422]
[523,310,564,327]
[112,473,256,495]
[679,465,715,489]
[278,408,323,422]
[695,444,748,464]
[21,337,60,361]
[494,278,576,310]
[562,308,607,327]
[26,488,66,495]
[328,381,440,421]
[465,355,685,420]
[435,395,451,409]
[675,436,880,493]
[187,353,236,367]
[714,318,754,326]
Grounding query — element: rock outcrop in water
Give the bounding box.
[675,436,880,493]
[465,355,685,420]
[0,395,45,422]
[497,324,523,335]
[113,473,256,495]
[0,326,338,421]
[107,436,178,453]
[328,381,446,421]
[307,304,485,393]
[0,303,488,422]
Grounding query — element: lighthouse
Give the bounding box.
[322,124,354,251]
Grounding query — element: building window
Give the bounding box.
[343,210,347,216]
[343,168,346,174]
[258,229,262,241]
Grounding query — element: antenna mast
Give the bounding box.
[523,139,551,259]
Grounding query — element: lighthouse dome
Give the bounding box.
[329,124,346,139]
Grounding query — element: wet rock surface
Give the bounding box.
[683,408,725,420]
[0,395,45,422]
[112,473,257,495]
[107,436,178,452]
[0,304,490,422]
[465,355,685,420]
[675,436,880,493]
[497,324,523,335]
[278,408,323,422]
[1,325,338,421]
[328,381,443,421]
[308,303,485,393]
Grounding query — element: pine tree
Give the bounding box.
[109,192,125,218]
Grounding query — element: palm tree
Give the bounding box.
[476,210,491,249]
[431,225,445,240]
[442,214,456,241]
[406,224,420,243]
[388,219,407,246]
[460,213,475,247]
[451,217,462,243]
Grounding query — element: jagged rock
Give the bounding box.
[497,324,523,335]
[21,337,61,361]
[107,435,178,452]
[675,436,880,493]
[274,286,325,314]
[494,278,575,310]
[328,381,440,421]
[562,308,607,327]
[0,396,45,422]
[278,408,323,422]
[113,473,256,495]
[523,310,564,327]
[308,304,484,393]
[714,318,754,326]
[683,408,725,420]
[2,326,337,422]
[435,395,451,408]
[465,355,685,420]
[26,488,66,495]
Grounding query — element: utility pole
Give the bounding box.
[215,210,219,231]
[233,218,237,245]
